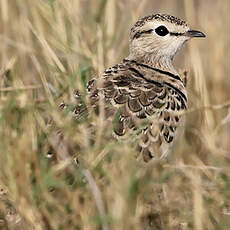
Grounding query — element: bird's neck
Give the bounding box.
[128,51,178,75]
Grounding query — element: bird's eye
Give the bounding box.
[155,26,169,36]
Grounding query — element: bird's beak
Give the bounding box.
[185,30,206,38]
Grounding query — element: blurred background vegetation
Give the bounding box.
[0,0,230,229]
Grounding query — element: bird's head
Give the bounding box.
[129,14,205,64]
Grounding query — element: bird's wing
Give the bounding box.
[87,60,187,161]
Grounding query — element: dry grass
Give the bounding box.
[1,0,230,229]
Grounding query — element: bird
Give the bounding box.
[61,13,205,162]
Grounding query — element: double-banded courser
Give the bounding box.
[62,14,205,162]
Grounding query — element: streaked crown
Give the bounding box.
[130,14,188,38]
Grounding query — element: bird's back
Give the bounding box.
[84,59,187,162]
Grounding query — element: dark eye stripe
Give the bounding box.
[133,29,154,39]
[169,32,184,36]
[133,30,185,39]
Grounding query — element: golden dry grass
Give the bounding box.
[0,0,230,229]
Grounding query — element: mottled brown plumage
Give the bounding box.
[61,13,205,162]
[85,59,187,161]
